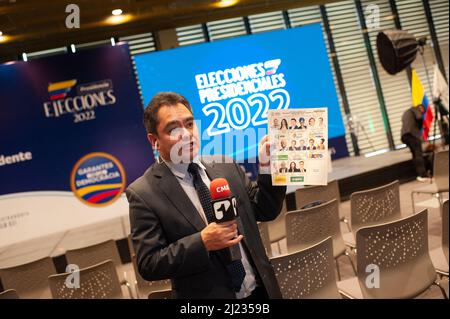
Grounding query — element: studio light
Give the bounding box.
[376,29,418,75]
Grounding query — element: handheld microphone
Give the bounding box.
[210,178,237,222]
[209,178,242,262]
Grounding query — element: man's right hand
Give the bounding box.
[200,220,243,251]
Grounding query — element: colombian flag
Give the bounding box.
[411,69,433,141]
[48,79,77,100]
[76,183,123,204]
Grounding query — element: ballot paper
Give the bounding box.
[268,108,328,186]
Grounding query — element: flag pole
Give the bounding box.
[417,42,440,182]
[418,46,440,141]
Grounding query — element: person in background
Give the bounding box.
[401,105,431,182]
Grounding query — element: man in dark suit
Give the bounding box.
[127,92,286,299]
[401,105,430,181]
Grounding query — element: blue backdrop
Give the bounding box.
[135,23,348,163]
[0,44,153,195]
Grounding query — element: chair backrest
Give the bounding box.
[48,260,123,299]
[434,150,449,191]
[65,239,122,270]
[127,235,171,298]
[285,199,345,258]
[257,222,272,257]
[350,180,401,233]
[295,180,340,209]
[270,237,340,299]
[148,289,172,299]
[0,257,56,299]
[356,209,436,299]
[443,200,449,263]
[266,200,287,243]
[0,289,19,299]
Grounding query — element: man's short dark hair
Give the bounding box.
[144,92,193,135]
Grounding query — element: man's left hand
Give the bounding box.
[258,135,271,167]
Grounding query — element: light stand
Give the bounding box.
[434,97,449,145]
[358,121,376,152]
[344,114,376,153]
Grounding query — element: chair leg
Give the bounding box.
[345,250,357,276]
[411,192,416,214]
[271,241,281,256]
[277,241,282,255]
[437,193,443,216]
[433,281,448,299]
[270,243,277,256]
[335,258,341,281]
[341,217,352,232]
[122,271,136,299]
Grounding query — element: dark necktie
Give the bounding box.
[187,162,246,292]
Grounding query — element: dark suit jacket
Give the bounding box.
[126,155,286,299]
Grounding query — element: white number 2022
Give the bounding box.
[202,89,290,136]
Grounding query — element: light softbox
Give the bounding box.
[377,29,418,75]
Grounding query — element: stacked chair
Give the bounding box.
[270,237,341,299]
[429,200,449,277]
[411,150,449,213]
[343,180,401,248]
[337,210,447,299]
[127,235,172,299]
[0,289,19,299]
[48,260,123,299]
[259,180,350,258]
[0,257,56,298]
[285,199,356,280]
[0,239,132,299]
[257,221,272,257]
[295,180,350,231]
[64,239,133,298]
[263,200,288,256]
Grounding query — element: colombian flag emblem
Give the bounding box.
[48,79,77,100]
